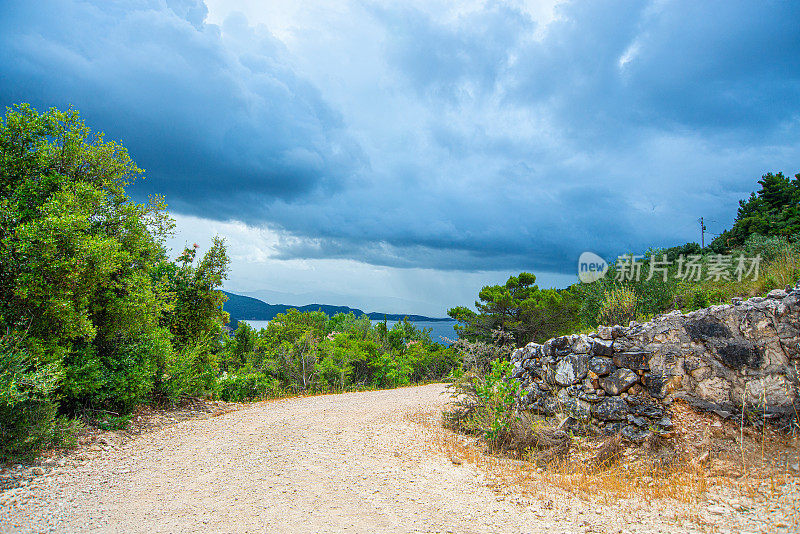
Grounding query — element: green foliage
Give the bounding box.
[711,172,800,249]
[408,342,460,383]
[1,104,169,411]
[596,284,637,326]
[443,356,563,457]
[217,312,459,396]
[156,339,220,404]
[218,367,280,402]
[448,329,515,374]
[443,335,521,447]
[0,337,60,461]
[0,104,233,461]
[155,238,230,351]
[741,234,800,262]
[472,358,519,443]
[448,273,580,347]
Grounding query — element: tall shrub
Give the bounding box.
[0,337,60,461]
[597,284,637,326]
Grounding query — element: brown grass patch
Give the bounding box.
[410,399,800,530]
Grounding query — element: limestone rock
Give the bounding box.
[591,338,614,356]
[577,391,603,403]
[571,334,592,354]
[554,354,589,386]
[588,356,615,377]
[600,368,639,395]
[592,397,629,421]
[767,288,788,299]
[627,414,649,428]
[621,425,651,443]
[695,377,732,405]
[741,375,796,406]
[612,351,650,371]
[557,389,591,420]
[511,363,525,380]
[657,416,673,429]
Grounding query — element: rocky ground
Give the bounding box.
[1,384,798,533]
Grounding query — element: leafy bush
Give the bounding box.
[0,340,60,462]
[472,358,519,444]
[217,368,279,402]
[444,357,570,458]
[156,340,219,404]
[596,284,637,326]
[408,343,459,382]
[0,104,231,446]
[742,234,798,262]
[371,349,413,388]
[216,312,459,396]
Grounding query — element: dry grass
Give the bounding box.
[412,399,800,531]
[756,249,799,293]
[412,408,708,502]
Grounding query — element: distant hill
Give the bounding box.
[221,291,451,328]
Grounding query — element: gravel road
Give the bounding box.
[1,384,795,533]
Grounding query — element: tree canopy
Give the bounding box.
[712,172,800,250]
[448,273,579,346]
[0,104,230,432]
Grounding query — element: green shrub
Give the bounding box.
[60,328,172,413]
[473,358,519,444]
[217,368,279,401]
[371,350,413,388]
[156,339,219,403]
[758,249,799,292]
[408,344,460,382]
[742,234,797,262]
[0,340,60,462]
[597,284,637,326]
[442,358,564,457]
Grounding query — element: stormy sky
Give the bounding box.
[2,0,799,315]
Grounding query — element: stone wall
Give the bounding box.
[509,284,800,442]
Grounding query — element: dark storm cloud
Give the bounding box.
[2,0,799,274]
[0,0,363,218]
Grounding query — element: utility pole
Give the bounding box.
[699,217,706,249]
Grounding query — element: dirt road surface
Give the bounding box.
[1,384,794,533]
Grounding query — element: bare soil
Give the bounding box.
[1,384,797,533]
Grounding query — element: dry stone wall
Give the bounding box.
[510,283,800,442]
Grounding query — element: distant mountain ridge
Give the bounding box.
[221,291,452,325]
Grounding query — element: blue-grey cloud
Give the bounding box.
[0,0,363,212]
[1,0,799,275]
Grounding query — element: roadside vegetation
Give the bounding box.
[0,104,458,463]
[449,171,800,347]
[0,104,233,461]
[217,313,458,402]
[442,171,799,505]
